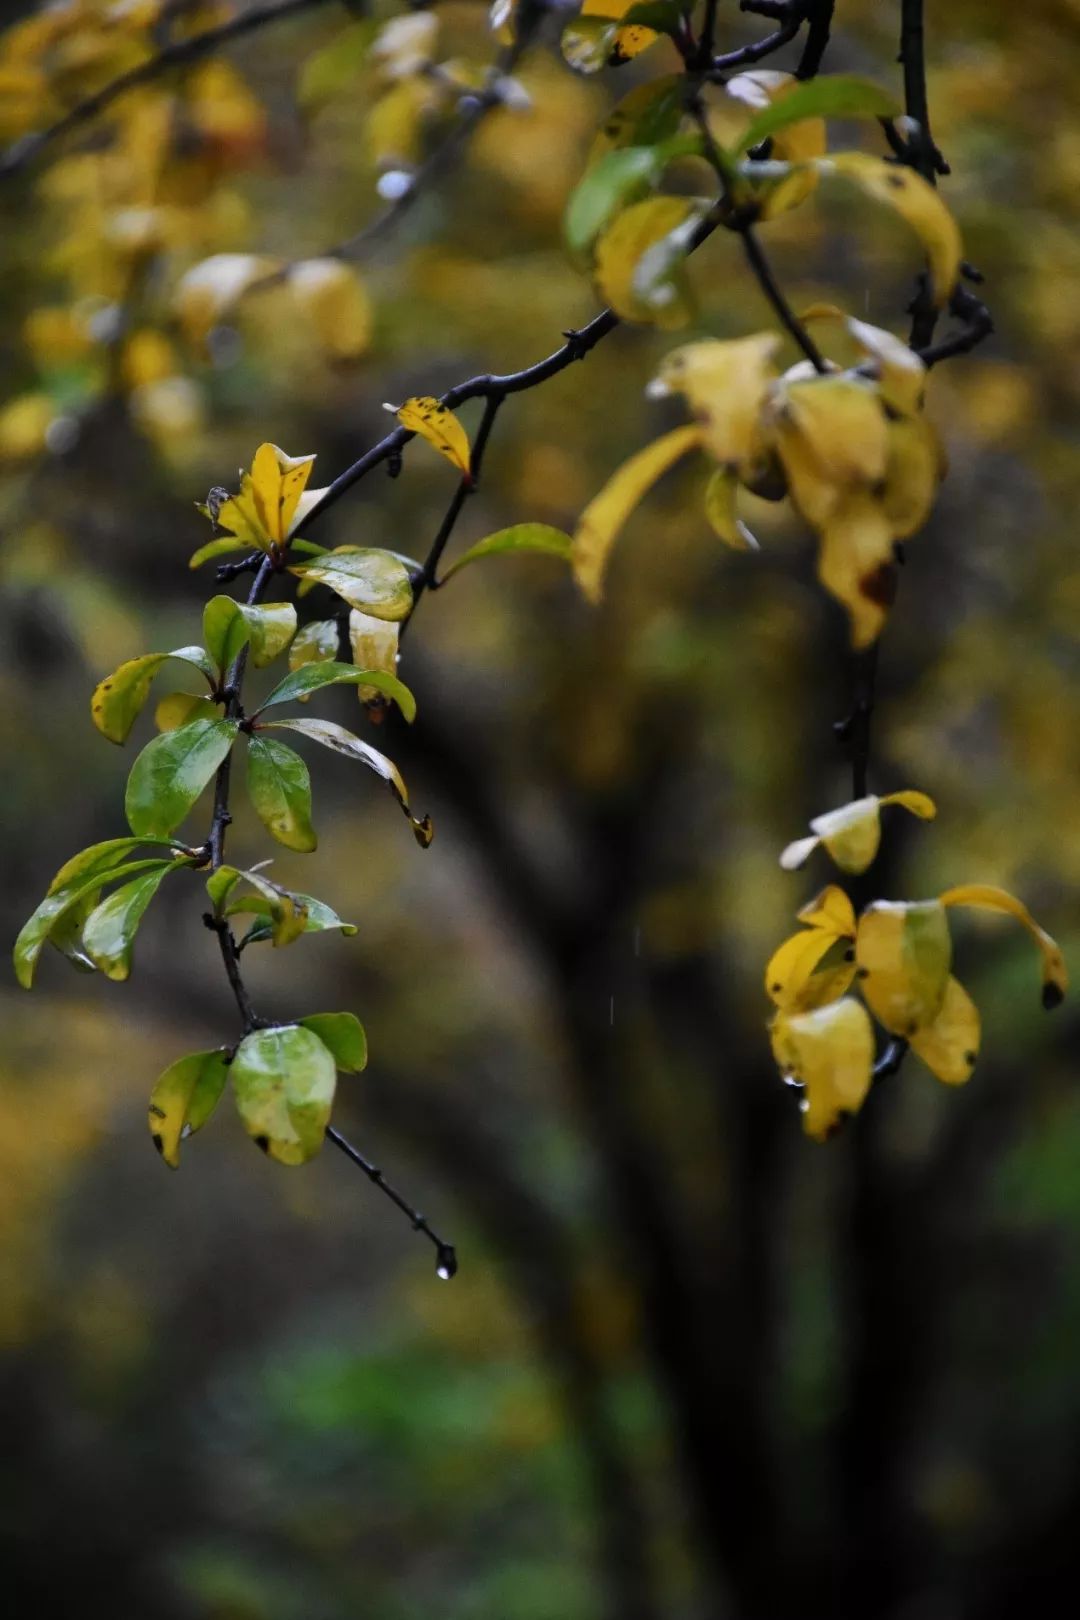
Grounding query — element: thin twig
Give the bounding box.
[739,225,828,371]
[795,0,835,80]
[0,0,335,180]
[326,1125,458,1277]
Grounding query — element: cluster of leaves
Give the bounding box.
[764,791,1067,1141]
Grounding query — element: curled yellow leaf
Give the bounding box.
[908,975,981,1084]
[594,195,705,328]
[572,424,703,602]
[648,333,780,472]
[938,884,1068,1008]
[819,152,962,306]
[817,491,897,650]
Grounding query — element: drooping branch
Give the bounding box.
[0,0,336,181]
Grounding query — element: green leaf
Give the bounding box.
[230,1024,337,1164]
[246,735,317,852]
[203,595,251,676]
[46,835,194,895]
[288,550,414,620]
[125,717,239,837]
[590,75,685,165]
[288,538,329,558]
[256,660,416,722]
[733,75,901,154]
[14,856,184,989]
[206,864,242,912]
[91,647,216,744]
[188,536,249,570]
[264,717,433,847]
[565,147,667,261]
[442,524,574,582]
[239,601,297,667]
[298,1011,367,1072]
[76,858,190,981]
[148,1048,230,1168]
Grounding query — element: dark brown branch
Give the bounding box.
[408,392,503,618]
[325,1124,458,1278]
[0,0,335,180]
[795,0,834,79]
[739,224,828,371]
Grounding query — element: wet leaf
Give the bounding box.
[91,647,216,744]
[81,858,190,981]
[395,396,471,478]
[767,373,889,528]
[347,610,400,706]
[938,884,1068,1008]
[771,998,875,1141]
[882,412,946,537]
[188,536,250,570]
[572,424,703,602]
[256,660,416,721]
[765,926,856,1014]
[125,717,239,837]
[246,734,317,853]
[265,717,433,847]
[288,549,414,620]
[289,618,340,676]
[856,898,952,1035]
[222,867,308,947]
[565,146,668,262]
[148,1048,230,1168]
[239,601,297,667]
[442,524,573,581]
[298,1011,368,1072]
[230,1024,337,1165]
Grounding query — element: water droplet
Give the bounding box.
[435,1244,457,1281]
[377,168,413,202]
[799,1098,809,1115]
[781,1073,804,1090]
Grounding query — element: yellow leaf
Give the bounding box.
[781,790,936,874]
[820,153,962,306]
[395,396,472,478]
[0,392,53,462]
[801,305,927,415]
[765,927,856,1013]
[211,443,316,553]
[582,0,657,62]
[908,975,981,1084]
[766,373,889,529]
[571,425,703,602]
[796,885,857,936]
[855,898,952,1035]
[771,999,875,1142]
[593,195,704,328]
[703,468,757,550]
[882,413,946,538]
[648,333,780,471]
[938,884,1068,1008]
[288,259,372,362]
[349,610,401,706]
[817,491,896,650]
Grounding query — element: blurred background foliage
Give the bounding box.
[1,1,1079,1616]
